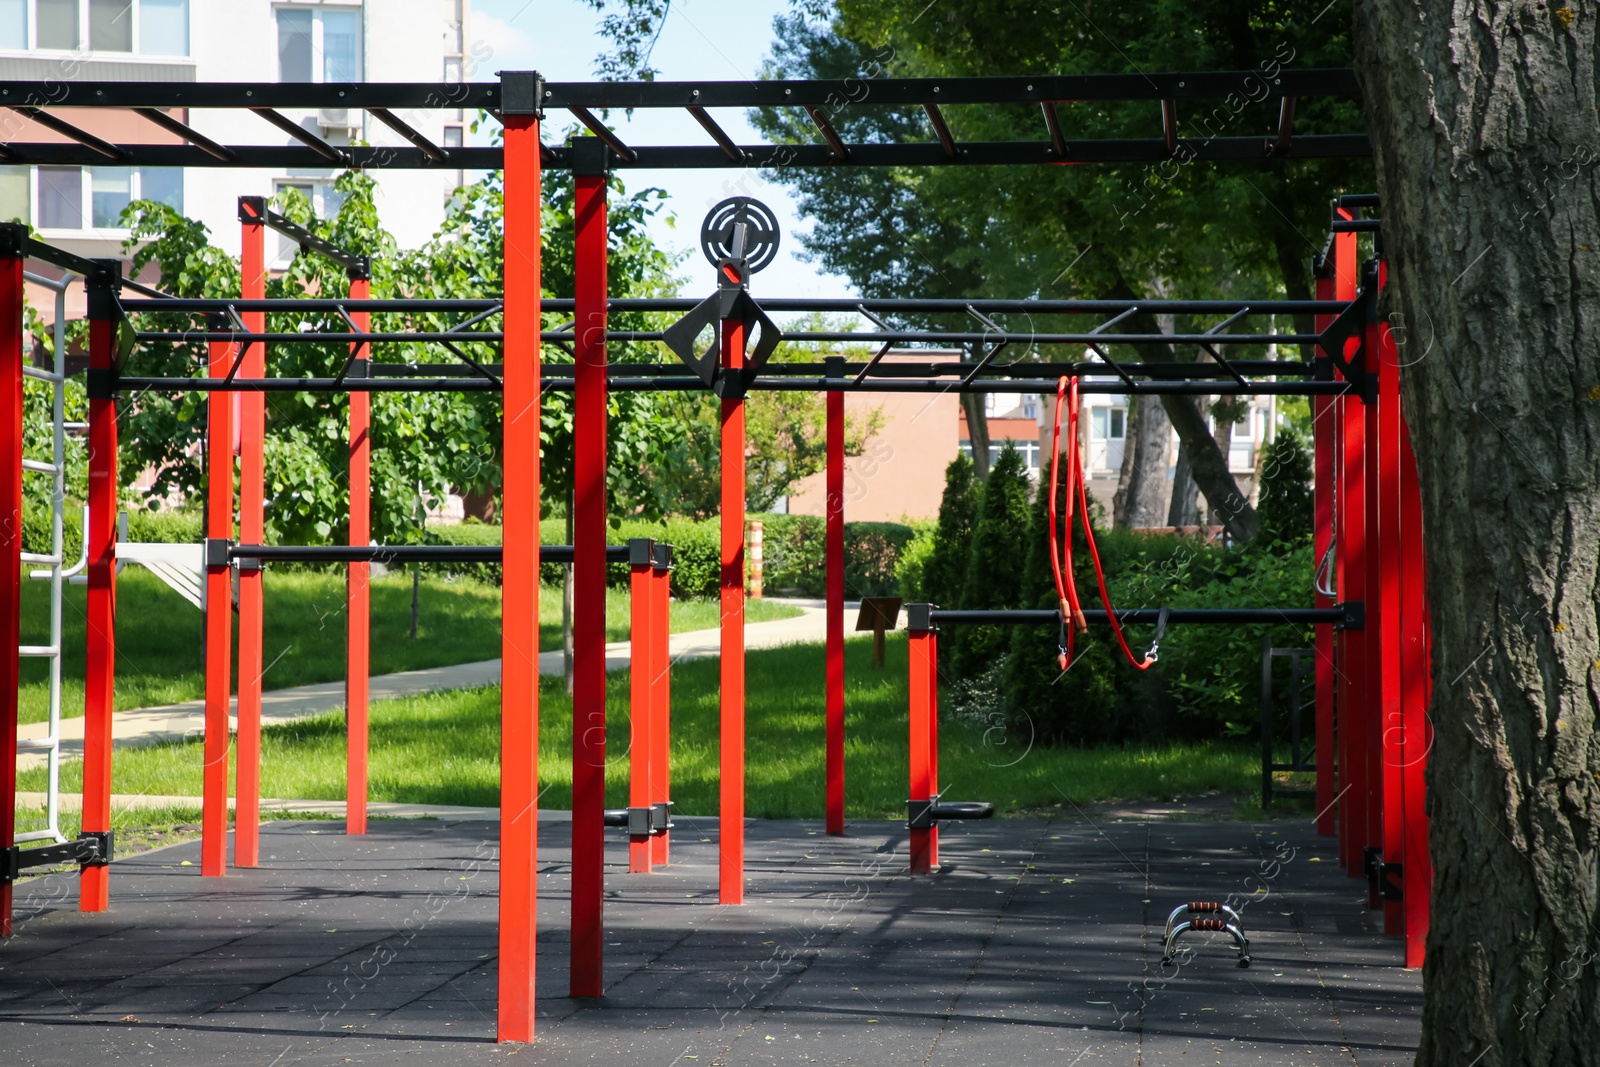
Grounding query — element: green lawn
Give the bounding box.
[19,569,799,726]
[21,634,1262,819]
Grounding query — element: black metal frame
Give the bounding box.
[0,70,1367,170]
[2,831,113,884]
[1260,641,1318,810]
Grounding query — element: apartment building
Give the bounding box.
[1,0,471,294]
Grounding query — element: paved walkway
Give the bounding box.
[16,599,858,771]
[0,815,1422,1064]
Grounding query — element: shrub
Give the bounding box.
[1257,432,1313,548]
[923,453,979,608]
[950,445,1032,678]
[892,520,936,601]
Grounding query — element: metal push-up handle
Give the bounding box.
[1161,901,1251,968]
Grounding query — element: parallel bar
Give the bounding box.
[686,106,745,162]
[719,315,746,906]
[922,103,959,158]
[1040,101,1067,157]
[367,108,449,164]
[132,107,235,161]
[497,110,542,1045]
[803,106,849,161]
[120,296,1345,315]
[570,166,608,999]
[10,106,125,160]
[202,331,234,879]
[249,107,349,163]
[346,273,371,838]
[0,237,21,933]
[930,608,1347,625]
[229,543,625,563]
[79,276,117,912]
[825,387,845,836]
[568,106,638,163]
[234,206,265,868]
[130,328,1321,346]
[1161,99,1177,155]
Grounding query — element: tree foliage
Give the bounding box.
[950,443,1033,677]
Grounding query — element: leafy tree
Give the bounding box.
[950,443,1033,678]
[1255,431,1312,548]
[922,452,980,608]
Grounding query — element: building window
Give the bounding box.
[1090,407,1126,441]
[277,5,362,83]
[32,164,181,231]
[0,165,26,221]
[442,125,463,148]
[36,165,80,229]
[959,438,1041,472]
[8,0,188,55]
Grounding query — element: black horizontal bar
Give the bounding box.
[930,608,1345,625]
[116,375,1349,397]
[130,329,1316,347]
[1337,193,1380,208]
[229,543,631,564]
[24,237,103,277]
[372,359,1317,381]
[119,296,1346,316]
[1330,219,1381,232]
[133,331,502,343]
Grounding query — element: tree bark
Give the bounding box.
[1106,277,1260,542]
[1113,393,1172,528]
[1355,5,1600,1064]
[1206,411,1235,526]
[960,388,992,481]
[1167,438,1198,526]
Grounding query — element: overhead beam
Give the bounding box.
[9,106,125,160]
[686,106,744,163]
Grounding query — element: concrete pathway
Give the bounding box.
[16,598,872,771]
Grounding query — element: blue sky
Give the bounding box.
[469,0,855,300]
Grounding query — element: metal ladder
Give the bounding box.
[15,269,86,846]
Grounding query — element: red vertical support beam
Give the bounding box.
[202,321,236,878]
[80,263,120,910]
[0,231,22,932]
[1399,414,1432,967]
[628,541,654,875]
[908,616,938,875]
[570,149,608,997]
[346,268,371,836]
[824,385,845,835]
[649,543,672,867]
[235,202,265,867]
[1311,266,1337,837]
[1372,308,1405,931]
[719,317,747,905]
[1329,220,1367,880]
[498,102,542,1045]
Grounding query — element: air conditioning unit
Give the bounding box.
[317,108,361,136]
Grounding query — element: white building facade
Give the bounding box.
[0,0,471,265]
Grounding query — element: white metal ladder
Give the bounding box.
[15,270,86,846]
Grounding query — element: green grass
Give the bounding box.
[19,569,800,726]
[23,634,1259,819]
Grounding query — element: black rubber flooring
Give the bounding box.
[0,814,1422,1064]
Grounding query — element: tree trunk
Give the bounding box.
[1206,411,1234,527]
[1107,278,1260,542]
[1355,5,1600,1065]
[1113,393,1172,528]
[1167,438,1198,526]
[960,388,992,481]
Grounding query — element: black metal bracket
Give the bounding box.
[2,831,113,884]
[651,801,673,834]
[1364,846,1403,901]
[85,368,115,399]
[205,537,232,569]
[570,136,610,177]
[628,537,655,567]
[652,543,673,571]
[907,798,935,831]
[0,220,24,257]
[1336,600,1365,631]
[906,603,938,633]
[500,70,546,119]
[661,284,784,399]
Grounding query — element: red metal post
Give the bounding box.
[498,110,542,1044]
[80,266,119,911]
[346,270,371,835]
[1399,415,1432,967]
[825,387,845,835]
[0,235,22,932]
[570,157,608,997]
[1329,221,1368,881]
[649,544,672,867]
[1373,311,1404,932]
[1311,268,1336,836]
[628,542,654,874]
[719,319,747,905]
[908,622,938,874]
[202,324,236,878]
[235,202,265,867]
